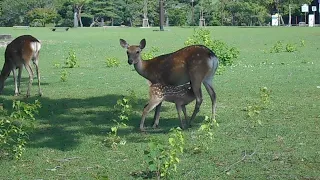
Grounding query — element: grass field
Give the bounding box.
[0,26,319,179]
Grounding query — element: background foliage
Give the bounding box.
[0,0,314,27]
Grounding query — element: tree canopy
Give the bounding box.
[0,0,314,27]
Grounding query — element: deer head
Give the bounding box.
[120,39,146,65]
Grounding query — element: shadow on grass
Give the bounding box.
[0,77,50,96]
[0,94,197,151]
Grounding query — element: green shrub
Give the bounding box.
[143,127,185,179]
[184,28,239,67]
[60,70,69,82]
[270,41,283,53]
[105,57,120,67]
[65,49,78,68]
[285,43,297,53]
[104,90,137,149]
[243,87,271,126]
[0,100,41,159]
[142,47,160,60]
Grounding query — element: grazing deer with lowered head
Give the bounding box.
[0,35,42,97]
[143,81,195,130]
[120,39,219,131]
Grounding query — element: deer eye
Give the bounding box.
[136,50,140,54]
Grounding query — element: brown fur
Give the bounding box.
[0,35,42,97]
[120,39,219,131]
[142,82,195,129]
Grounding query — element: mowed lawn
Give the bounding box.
[0,26,319,179]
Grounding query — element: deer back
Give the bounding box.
[5,35,41,67]
[120,39,217,86]
[0,35,41,90]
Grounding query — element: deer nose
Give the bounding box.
[128,58,133,65]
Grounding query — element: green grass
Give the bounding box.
[0,26,319,179]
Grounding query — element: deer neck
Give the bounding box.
[0,62,10,81]
[133,58,157,83]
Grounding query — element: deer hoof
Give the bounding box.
[140,127,146,132]
[39,92,43,97]
[152,124,159,129]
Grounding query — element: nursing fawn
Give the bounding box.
[120,39,219,131]
[142,81,195,130]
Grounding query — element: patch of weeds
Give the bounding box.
[270,41,299,53]
[105,57,120,68]
[243,87,271,126]
[65,49,79,68]
[141,127,185,179]
[53,62,61,68]
[142,47,160,60]
[60,70,69,82]
[285,43,297,53]
[191,116,219,154]
[0,100,41,159]
[270,41,283,53]
[300,39,305,47]
[104,90,138,149]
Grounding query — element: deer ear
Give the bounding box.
[120,39,129,49]
[139,39,146,49]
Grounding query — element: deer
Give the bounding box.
[0,35,42,97]
[143,81,195,130]
[120,39,219,131]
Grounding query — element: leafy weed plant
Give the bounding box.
[143,127,185,179]
[0,100,41,159]
[105,57,120,68]
[104,90,137,149]
[60,70,69,82]
[142,47,160,60]
[244,87,271,125]
[65,49,79,68]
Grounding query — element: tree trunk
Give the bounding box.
[74,12,78,27]
[78,6,83,27]
[288,4,292,26]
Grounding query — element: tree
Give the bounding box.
[71,0,92,27]
[26,8,58,27]
[86,0,125,26]
[0,0,57,26]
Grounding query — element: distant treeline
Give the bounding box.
[0,0,313,27]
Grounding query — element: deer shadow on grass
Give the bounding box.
[0,94,195,151]
[0,77,50,96]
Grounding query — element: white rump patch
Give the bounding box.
[30,42,41,53]
[207,56,219,70]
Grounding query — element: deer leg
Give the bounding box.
[17,67,22,94]
[12,68,19,96]
[33,58,42,96]
[203,82,217,120]
[152,102,162,128]
[189,82,203,126]
[24,64,34,98]
[175,104,187,129]
[181,105,188,126]
[140,98,163,131]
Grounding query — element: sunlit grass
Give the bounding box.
[0,26,319,179]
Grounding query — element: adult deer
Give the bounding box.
[120,39,219,131]
[143,81,195,130]
[0,35,42,97]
